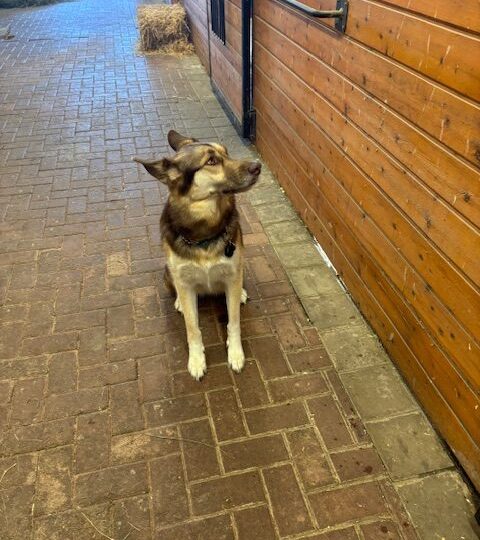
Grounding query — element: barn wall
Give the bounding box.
[184,0,243,123]
[253,0,480,488]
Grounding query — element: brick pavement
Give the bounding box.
[0,1,477,539]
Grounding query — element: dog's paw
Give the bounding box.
[188,351,206,380]
[228,345,245,373]
[174,297,183,313]
[241,288,248,305]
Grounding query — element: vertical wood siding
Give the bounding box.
[253,0,480,489]
[185,0,243,123]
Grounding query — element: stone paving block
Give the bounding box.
[361,520,402,540]
[265,219,311,244]
[275,242,324,268]
[249,335,291,379]
[303,294,364,330]
[322,323,388,372]
[150,454,189,527]
[309,481,388,528]
[234,506,276,540]
[287,347,332,372]
[245,401,309,434]
[340,364,417,420]
[45,387,108,420]
[208,387,246,441]
[34,505,112,540]
[180,419,220,481]
[190,471,265,514]
[158,515,234,540]
[221,433,288,472]
[308,394,354,450]
[75,411,110,473]
[0,485,36,540]
[330,446,385,481]
[144,394,208,427]
[268,372,328,401]
[0,454,38,490]
[110,427,179,464]
[11,377,45,425]
[34,446,73,516]
[48,351,77,394]
[396,471,480,540]
[263,464,314,536]
[112,496,151,540]
[287,427,335,490]
[366,412,453,479]
[232,359,270,408]
[254,200,299,224]
[288,265,343,298]
[75,462,148,507]
[249,185,287,206]
[111,381,144,434]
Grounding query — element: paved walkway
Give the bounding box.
[0,1,478,539]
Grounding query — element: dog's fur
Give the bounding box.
[134,130,261,379]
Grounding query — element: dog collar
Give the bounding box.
[179,231,236,258]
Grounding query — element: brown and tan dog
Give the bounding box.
[134,130,261,379]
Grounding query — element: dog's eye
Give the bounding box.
[206,157,218,166]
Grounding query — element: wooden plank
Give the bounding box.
[255,115,480,490]
[254,18,480,227]
[347,0,480,101]
[253,64,480,392]
[299,0,480,35]
[254,42,480,303]
[210,41,242,120]
[374,0,480,33]
[184,0,210,70]
[185,0,208,25]
[210,30,242,74]
[254,109,480,489]
[254,0,480,167]
[224,5,242,56]
[226,0,242,31]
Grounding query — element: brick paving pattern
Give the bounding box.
[0,1,463,538]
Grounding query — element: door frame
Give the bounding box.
[241,0,255,139]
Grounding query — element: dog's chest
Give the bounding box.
[169,252,239,293]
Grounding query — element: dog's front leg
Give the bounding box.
[177,286,206,380]
[226,271,245,373]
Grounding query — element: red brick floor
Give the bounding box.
[0,1,418,538]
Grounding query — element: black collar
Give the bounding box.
[178,230,236,257]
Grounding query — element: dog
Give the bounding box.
[134,130,261,380]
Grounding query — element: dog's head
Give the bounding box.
[133,130,261,201]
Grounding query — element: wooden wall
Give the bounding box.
[184,0,243,123]
[253,0,480,488]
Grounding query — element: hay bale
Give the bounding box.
[137,3,194,56]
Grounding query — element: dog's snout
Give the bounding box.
[248,161,262,176]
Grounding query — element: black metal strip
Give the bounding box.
[275,0,349,32]
[241,0,254,138]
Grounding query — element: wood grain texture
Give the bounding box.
[254,0,480,167]
[184,0,210,71]
[348,0,480,101]
[254,17,480,227]
[254,77,480,404]
[184,0,243,123]
[253,0,480,489]
[254,42,480,335]
[374,0,480,33]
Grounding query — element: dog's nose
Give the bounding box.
[248,161,262,176]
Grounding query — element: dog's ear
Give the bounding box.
[133,156,176,184]
[168,130,197,151]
